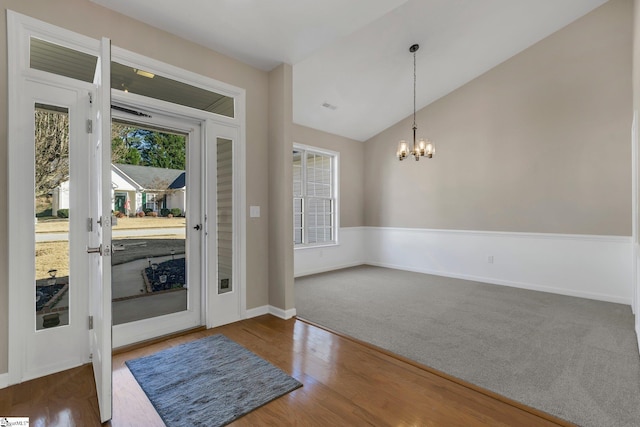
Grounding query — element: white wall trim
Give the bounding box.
[366,261,630,305]
[632,111,639,349]
[365,227,633,306]
[632,111,638,316]
[294,226,633,305]
[296,262,364,278]
[245,305,270,318]
[269,306,297,320]
[294,227,366,277]
[367,226,632,243]
[0,373,8,390]
[245,305,297,320]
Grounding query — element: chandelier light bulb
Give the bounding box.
[397,140,408,160]
[425,140,435,158]
[417,138,426,155]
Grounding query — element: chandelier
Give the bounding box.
[397,44,435,161]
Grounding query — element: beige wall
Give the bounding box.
[0,0,271,373]
[633,0,640,332]
[365,0,633,235]
[292,124,365,228]
[635,0,640,242]
[268,64,295,311]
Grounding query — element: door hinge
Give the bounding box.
[89,316,94,330]
[87,217,93,232]
[87,119,93,134]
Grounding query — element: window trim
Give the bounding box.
[293,143,340,249]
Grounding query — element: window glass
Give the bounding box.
[217,138,233,294]
[30,37,98,83]
[111,61,235,118]
[35,103,71,329]
[293,147,336,246]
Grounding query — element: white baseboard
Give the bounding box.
[245,305,269,318]
[0,372,8,389]
[269,306,297,320]
[295,262,363,278]
[245,305,296,320]
[368,261,630,305]
[295,227,365,277]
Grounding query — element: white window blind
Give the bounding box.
[293,146,337,246]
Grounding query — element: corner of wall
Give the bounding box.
[267,63,295,313]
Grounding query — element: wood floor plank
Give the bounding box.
[0,315,574,426]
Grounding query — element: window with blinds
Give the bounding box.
[293,146,337,247]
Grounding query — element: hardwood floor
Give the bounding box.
[0,315,574,426]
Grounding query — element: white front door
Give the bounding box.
[88,37,113,423]
[10,79,92,382]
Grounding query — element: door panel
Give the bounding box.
[111,109,203,348]
[89,37,112,423]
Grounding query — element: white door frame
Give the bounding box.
[10,76,93,382]
[7,11,100,385]
[6,9,247,382]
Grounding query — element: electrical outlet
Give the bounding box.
[487,255,494,264]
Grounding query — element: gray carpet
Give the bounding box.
[126,334,302,427]
[295,265,640,427]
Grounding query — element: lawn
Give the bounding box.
[35,216,186,233]
[36,241,69,280]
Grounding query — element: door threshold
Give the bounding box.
[112,325,206,355]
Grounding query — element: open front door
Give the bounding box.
[88,37,113,423]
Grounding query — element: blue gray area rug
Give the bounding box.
[126,334,302,427]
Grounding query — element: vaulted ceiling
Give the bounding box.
[91,0,608,141]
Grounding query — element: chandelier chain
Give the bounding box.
[413,48,417,129]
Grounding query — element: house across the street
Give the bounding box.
[52,163,186,216]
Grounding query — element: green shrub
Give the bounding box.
[170,208,182,217]
[36,208,53,218]
[160,208,171,217]
[56,209,69,218]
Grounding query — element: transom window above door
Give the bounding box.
[29,37,235,118]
